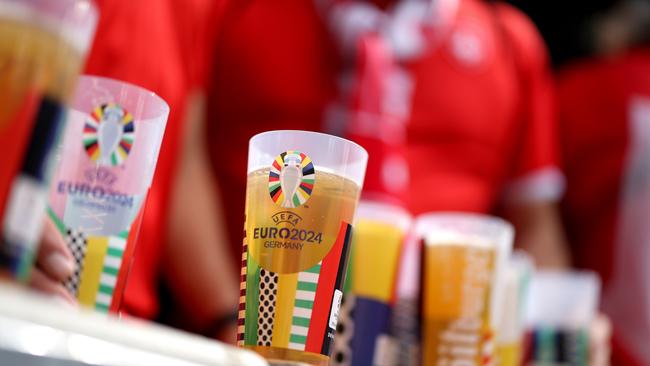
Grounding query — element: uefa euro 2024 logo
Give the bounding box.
[268,151,315,209]
[83,103,135,167]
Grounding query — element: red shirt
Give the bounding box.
[558,48,650,366]
[207,0,562,264]
[405,1,560,213]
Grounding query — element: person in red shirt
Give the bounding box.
[558,2,650,363]
[206,0,569,271]
[31,0,570,345]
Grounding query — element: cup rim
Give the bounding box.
[76,74,170,115]
[0,0,99,53]
[414,211,514,239]
[249,130,368,160]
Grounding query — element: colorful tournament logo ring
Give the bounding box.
[269,150,315,208]
[83,103,135,167]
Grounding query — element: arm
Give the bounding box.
[163,92,239,342]
[495,3,571,269]
[502,200,571,269]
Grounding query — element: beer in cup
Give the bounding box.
[239,130,367,365]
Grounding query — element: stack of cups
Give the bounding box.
[330,201,412,366]
[0,0,97,280]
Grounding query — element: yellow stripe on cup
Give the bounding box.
[77,236,109,307]
[272,272,298,348]
[351,220,404,302]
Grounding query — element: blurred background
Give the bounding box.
[1,0,649,365]
[509,0,649,66]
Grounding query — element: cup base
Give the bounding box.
[243,345,329,366]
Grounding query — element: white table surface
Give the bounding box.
[0,282,268,366]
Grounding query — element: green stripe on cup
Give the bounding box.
[292,316,311,328]
[297,281,317,292]
[294,299,314,309]
[290,334,307,344]
[305,265,321,274]
[93,235,128,311]
[98,284,113,295]
[46,207,66,235]
[106,247,123,257]
[244,257,260,346]
[103,266,119,276]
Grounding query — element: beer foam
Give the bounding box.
[424,230,494,249]
[247,130,368,187]
[312,165,362,189]
[0,0,97,54]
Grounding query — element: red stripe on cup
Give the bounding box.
[304,222,348,353]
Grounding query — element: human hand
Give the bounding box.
[589,313,611,366]
[28,218,76,304]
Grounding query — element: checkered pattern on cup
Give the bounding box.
[63,229,88,296]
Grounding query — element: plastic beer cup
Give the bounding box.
[48,76,168,312]
[419,213,514,366]
[239,130,367,365]
[331,201,411,366]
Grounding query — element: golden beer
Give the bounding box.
[241,167,360,366]
[0,13,84,278]
[422,240,496,366]
[245,168,359,273]
[0,17,82,125]
[496,342,521,366]
[350,220,404,300]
